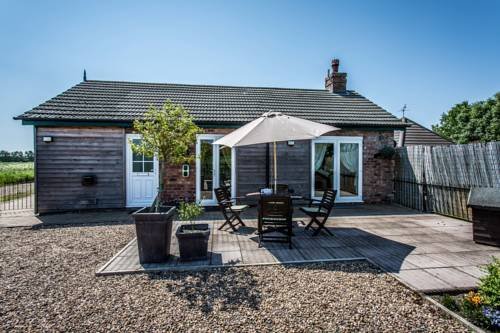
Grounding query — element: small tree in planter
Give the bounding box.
[176,201,210,261]
[130,101,201,264]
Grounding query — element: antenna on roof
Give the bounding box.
[400,104,407,121]
[83,69,87,82]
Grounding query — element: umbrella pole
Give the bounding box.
[273,141,277,193]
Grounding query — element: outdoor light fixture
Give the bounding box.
[182,164,190,177]
[287,140,295,146]
[42,136,53,143]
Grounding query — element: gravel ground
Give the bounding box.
[0,223,467,332]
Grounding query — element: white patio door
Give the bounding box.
[126,134,159,207]
[196,134,235,206]
[311,136,363,203]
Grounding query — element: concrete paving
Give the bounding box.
[97,210,500,293]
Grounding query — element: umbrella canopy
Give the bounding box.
[213,112,340,192]
[213,111,339,147]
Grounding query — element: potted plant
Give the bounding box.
[176,201,209,261]
[130,100,201,264]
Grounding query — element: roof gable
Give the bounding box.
[395,118,452,146]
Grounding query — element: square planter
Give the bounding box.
[132,205,175,264]
[176,223,210,261]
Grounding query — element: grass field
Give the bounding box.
[0,162,34,186]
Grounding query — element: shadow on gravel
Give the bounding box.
[148,267,261,314]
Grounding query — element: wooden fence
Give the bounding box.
[394,142,500,221]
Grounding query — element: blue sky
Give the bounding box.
[1,0,499,150]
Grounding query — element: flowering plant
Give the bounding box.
[483,307,500,328]
[465,291,482,306]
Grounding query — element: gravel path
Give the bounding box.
[0,224,467,332]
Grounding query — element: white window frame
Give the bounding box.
[195,134,236,206]
[310,136,363,203]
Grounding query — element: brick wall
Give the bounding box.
[160,127,395,204]
[335,129,395,203]
[160,128,232,203]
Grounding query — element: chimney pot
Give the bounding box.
[332,59,340,73]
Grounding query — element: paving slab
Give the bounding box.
[211,250,243,266]
[241,249,278,264]
[271,248,306,262]
[394,269,453,292]
[212,240,240,252]
[0,215,41,228]
[299,247,334,260]
[456,265,487,279]
[404,254,450,269]
[425,267,479,289]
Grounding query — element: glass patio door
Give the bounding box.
[311,137,363,203]
[196,135,234,206]
[312,142,334,198]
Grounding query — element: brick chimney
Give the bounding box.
[325,58,347,93]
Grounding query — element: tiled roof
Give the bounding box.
[16,80,406,128]
[395,118,452,146]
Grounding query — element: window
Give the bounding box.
[132,139,154,173]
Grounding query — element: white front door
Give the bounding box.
[126,134,159,207]
[196,134,235,206]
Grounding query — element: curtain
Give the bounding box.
[314,144,328,171]
[219,146,231,169]
[219,146,232,185]
[340,143,358,174]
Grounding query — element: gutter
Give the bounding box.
[17,118,410,130]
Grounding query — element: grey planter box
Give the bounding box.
[133,205,175,264]
[176,223,210,261]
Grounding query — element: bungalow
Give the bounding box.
[15,59,407,214]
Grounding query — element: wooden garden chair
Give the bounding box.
[300,189,337,236]
[214,187,248,231]
[258,195,293,248]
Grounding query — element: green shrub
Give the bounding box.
[478,257,500,309]
[0,162,34,185]
[177,201,204,225]
[442,294,459,311]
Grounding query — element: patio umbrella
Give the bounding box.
[213,111,340,192]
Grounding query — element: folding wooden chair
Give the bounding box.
[258,195,293,248]
[300,189,337,236]
[214,187,248,231]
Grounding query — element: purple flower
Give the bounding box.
[483,306,500,328]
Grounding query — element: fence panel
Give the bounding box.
[0,181,34,211]
[394,142,500,221]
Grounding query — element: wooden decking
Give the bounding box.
[97,209,500,293]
